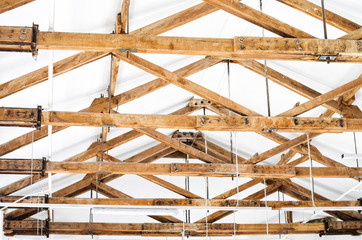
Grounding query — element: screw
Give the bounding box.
[240,45,246,50]
[295,39,301,44]
[239,37,244,42]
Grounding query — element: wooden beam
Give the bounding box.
[0,106,196,198]
[135,129,225,163]
[276,0,361,33]
[248,134,314,164]
[0,57,217,158]
[119,0,130,34]
[39,111,362,133]
[196,182,282,223]
[278,74,362,117]
[30,31,362,62]
[1,197,360,210]
[0,51,108,99]
[132,3,218,36]
[233,60,362,118]
[42,162,362,178]
[0,2,218,99]
[7,221,357,236]
[280,179,362,221]
[109,55,121,97]
[0,0,34,14]
[140,175,202,199]
[93,183,182,223]
[202,0,313,38]
[340,27,362,40]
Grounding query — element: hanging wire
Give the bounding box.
[227,60,234,166]
[321,0,328,39]
[205,177,209,240]
[259,0,272,117]
[233,132,240,240]
[182,214,186,240]
[185,145,191,226]
[353,132,360,181]
[263,178,270,240]
[307,133,316,207]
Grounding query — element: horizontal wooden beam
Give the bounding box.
[2,26,361,62]
[0,196,360,210]
[4,220,361,236]
[38,111,362,133]
[3,161,360,178]
[0,107,41,128]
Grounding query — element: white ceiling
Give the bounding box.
[0,0,362,239]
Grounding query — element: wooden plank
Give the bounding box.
[196,182,281,223]
[119,0,130,33]
[0,3,218,99]
[194,139,247,163]
[140,175,202,199]
[0,107,39,127]
[340,27,362,40]
[33,31,362,62]
[0,51,109,99]
[278,74,362,117]
[0,0,34,14]
[40,111,362,133]
[276,0,361,33]
[132,129,226,164]
[1,197,360,210]
[0,26,32,52]
[0,57,216,158]
[202,0,313,38]
[248,134,312,164]
[109,55,121,96]
[234,59,358,116]
[43,162,362,178]
[4,221,333,236]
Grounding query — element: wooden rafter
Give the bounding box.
[202,0,313,38]
[276,0,361,33]
[0,0,34,14]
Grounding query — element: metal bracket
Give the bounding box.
[118,48,137,53]
[36,105,42,130]
[31,23,39,58]
[318,55,337,63]
[41,157,47,176]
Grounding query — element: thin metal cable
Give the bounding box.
[260,0,271,117]
[30,131,34,200]
[185,146,190,225]
[307,133,316,207]
[321,0,328,39]
[233,132,239,240]
[263,178,270,239]
[353,132,360,181]
[227,60,234,166]
[205,177,209,240]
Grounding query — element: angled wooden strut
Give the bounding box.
[0,2,218,100]
[276,0,361,33]
[0,56,220,158]
[0,0,34,14]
